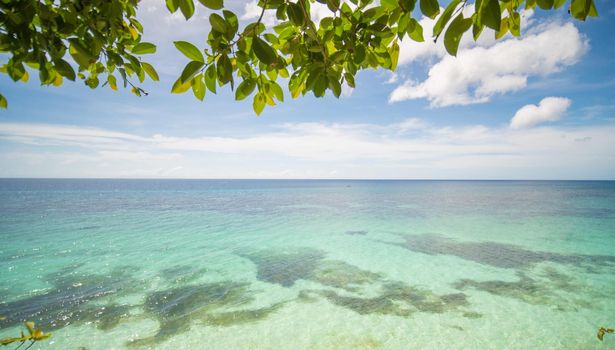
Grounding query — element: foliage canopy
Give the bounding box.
[0,0,598,114]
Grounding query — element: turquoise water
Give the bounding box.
[1,179,615,349]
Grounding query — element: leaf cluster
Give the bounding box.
[0,0,160,106]
[163,0,600,114]
[1,0,598,113]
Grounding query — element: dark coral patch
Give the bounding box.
[240,249,325,287]
[310,260,384,292]
[395,234,615,271]
[345,230,368,236]
[201,302,287,326]
[317,281,469,317]
[130,282,260,346]
[451,268,609,311]
[0,266,140,331]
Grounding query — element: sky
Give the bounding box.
[1,0,614,179]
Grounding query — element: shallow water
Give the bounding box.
[1,179,614,349]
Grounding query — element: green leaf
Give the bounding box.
[199,0,223,9]
[253,92,266,115]
[132,42,156,55]
[216,54,232,84]
[191,74,206,100]
[174,41,204,62]
[381,0,398,10]
[235,79,256,100]
[328,78,341,98]
[126,54,142,75]
[326,0,341,11]
[479,0,501,31]
[68,40,93,67]
[119,68,128,88]
[68,40,92,59]
[0,94,7,109]
[107,74,118,90]
[344,72,355,88]
[252,36,277,65]
[400,0,416,11]
[444,13,473,56]
[166,0,179,12]
[536,0,554,9]
[495,17,509,39]
[588,0,598,16]
[205,64,217,93]
[54,59,76,81]
[420,0,440,19]
[270,81,284,102]
[179,0,195,19]
[141,62,160,81]
[223,10,239,39]
[171,76,192,93]
[210,13,228,33]
[472,19,485,40]
[407,19,425,42]
[7,61,26,82]
[433,0,461,37]
[181,61,205,83]
[389,41,400,71]
[313,75,328,97]
[85,76,99,89]
[570,0,597,20]
[286,2,305,26]
[354,44,366,64]
[509,11,520,36]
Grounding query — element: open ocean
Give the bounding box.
[1,179,614,349]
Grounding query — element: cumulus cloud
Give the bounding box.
[390,22,588,107]
[1,120,614,179]
[397,7,532,66]
[510,97,572,129]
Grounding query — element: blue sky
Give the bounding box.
[1,0,614,179]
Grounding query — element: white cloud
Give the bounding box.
[390,22,588,107]
[241,0,355,26]
[510,97,571,129]
[1,121,614,179]
[241,0,278,26]
[396,118,427,132]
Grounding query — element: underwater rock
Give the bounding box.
[345,230,368,236]
[318,281,469,317]
[454,273,548,304]
[241,248,477,319]
[310,260,384,292]
[395,234,615,271]
[462,311,483,319]
[241,248,384,292]
[132,281,255,345]
[320,290,413,317]
[451,269,602,312]
[201,302,287,326]
[144,282,252,321]
[0,266,141,330]
[240,249,325,287]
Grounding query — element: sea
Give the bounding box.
[1,179,614,349]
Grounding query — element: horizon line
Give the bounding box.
[1,178,614,182]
